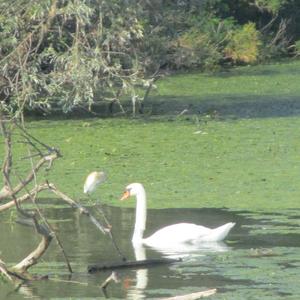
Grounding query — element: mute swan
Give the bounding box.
[121,183,235,247]
[83,171,106,194]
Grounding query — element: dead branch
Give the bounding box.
[100,271,120,298]
[48,183,109,234]
[0,183,49,212]
[0,152,59,201]
[35,206,73,274]
[48,183,125,261]
[0,259,31,282]
[95,205,126,261]
[99,271,119,289]
[14,121,59,155]
[268,18,288,47]
[12,223,53,274]
[13,172,73,274]
[2,171,53,276]
[159,289,217,300]
[88,257,181,273]
[0,259,13,282]
[0,180,111,235]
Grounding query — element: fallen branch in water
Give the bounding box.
[12,222,53,275]
[0,259,13,282]
[159,288,217,300]
[100,271,119,289]
[100,271,120,298]
[2,171,52,277]
[88,258,181,273]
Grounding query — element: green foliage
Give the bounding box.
[256,0,288,13]
[224,22,261,63]
[0,0,149,116]
[294,40,300,55]
[170,17,236,70]
[1,0,300,115]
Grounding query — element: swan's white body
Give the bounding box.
[121,183,235,248]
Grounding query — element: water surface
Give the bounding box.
[1,204,300,299]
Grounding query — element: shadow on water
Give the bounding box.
[211,66,300,78]
[1,204,300,299]
[147,95,300,119]
[27,94,300,121]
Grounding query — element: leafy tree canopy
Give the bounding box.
[0,0,299,116]
[0,0,149,116]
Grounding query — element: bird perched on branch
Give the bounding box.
[83,171,125,260]
[84,171,106,194]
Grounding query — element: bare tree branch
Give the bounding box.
[0,259,13,282]
[48,183,109,234]
[0,152,59,201]
[12,223,53,274]
[14,171,73,274]
[2,169,53,275]
[0,183,49,212]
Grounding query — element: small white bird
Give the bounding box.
[83,171,106,194]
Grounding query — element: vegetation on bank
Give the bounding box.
[1,0,300,116]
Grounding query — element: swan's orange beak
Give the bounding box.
[120,190,130,201]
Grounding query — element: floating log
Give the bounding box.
[88,258,181,273]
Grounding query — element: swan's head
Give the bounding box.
[120,183,145,200]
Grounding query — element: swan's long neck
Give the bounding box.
[132,187,147,245]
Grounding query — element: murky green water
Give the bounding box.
[10,115,300,211]
[1,204,300,299]
[2,61,300,298]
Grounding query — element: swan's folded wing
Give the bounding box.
[194,222,236,243]
[143,223,212,247]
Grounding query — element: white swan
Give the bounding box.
[121,183,236,248]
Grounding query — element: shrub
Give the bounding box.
[224,22,261,64]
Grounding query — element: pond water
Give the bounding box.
[2,60,300,299]
[1,203,300,299]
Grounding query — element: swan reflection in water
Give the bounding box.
[148,240,231,259]
[126,242,231,300]
[126,245,148,300]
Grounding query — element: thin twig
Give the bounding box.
[14,121,60,154]
[95,204,127,261]
[99,271,119,289]
[47,183,108,234]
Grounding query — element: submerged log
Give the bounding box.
[88,258,182,273]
